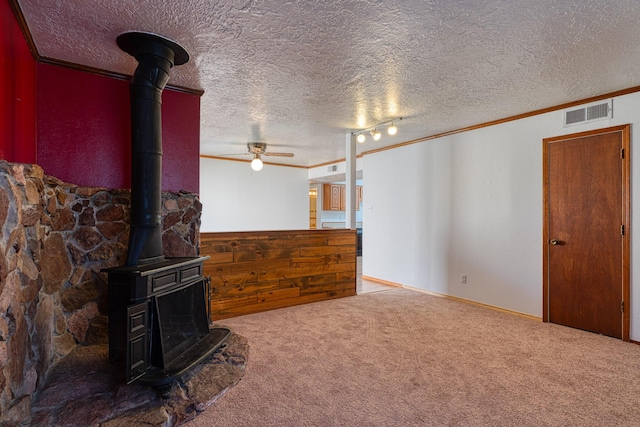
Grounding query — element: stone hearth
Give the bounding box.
[29,332,247,426]
[0,161,206,423]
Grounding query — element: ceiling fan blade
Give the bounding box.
[217,153,251,157]
[264,152,294,157]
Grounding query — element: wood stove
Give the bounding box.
[104,31,229,387]
[107,257,229,385]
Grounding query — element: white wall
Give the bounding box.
[308,157,364,181]
[363,92,640,340]
[199,158,309,232]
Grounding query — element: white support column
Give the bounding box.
[345,132,357,230]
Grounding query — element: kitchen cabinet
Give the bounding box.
[323,184,362,211]
[323,184,342,211]
[309,193,317,229]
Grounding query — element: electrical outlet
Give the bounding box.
[460,274,467,284]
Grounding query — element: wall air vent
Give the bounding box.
[327,165,338,172]
[563,100,613,127]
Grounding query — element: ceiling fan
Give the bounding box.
[224,142,294,171]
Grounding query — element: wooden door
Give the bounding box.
[543,124,630,340]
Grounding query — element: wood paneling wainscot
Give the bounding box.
[201,229,357,320]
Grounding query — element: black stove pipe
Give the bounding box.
[116,32,189,266]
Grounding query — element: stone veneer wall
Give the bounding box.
[0,161,202,423]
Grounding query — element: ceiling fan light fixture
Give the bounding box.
[251,155,264,171]
[356,133,366,143]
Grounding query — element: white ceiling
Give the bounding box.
[17,0,640,167]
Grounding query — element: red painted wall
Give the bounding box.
[36,63,200,193]
[161,89,201,194]
[0,0,36,163]
[36,64,131,189]
[1,2,199,193]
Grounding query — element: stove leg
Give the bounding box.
[157,383,172,399]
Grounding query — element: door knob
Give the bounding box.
[550,239,561,245]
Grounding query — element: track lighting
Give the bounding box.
[352,117,402,143]
[251,155,263,171]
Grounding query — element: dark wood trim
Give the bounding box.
[38,56,130,81]
[6,1,204,97]
[542,132,550,323]
[313,87,640,168]
[9,0,640,173]
[8,0,39,60]
[361,275,402,287]
[38,57,204,96]
[621,124,631,342]
[362,87,640,158]
[542,124,631,341]
[310,158,346,168]
[308,154,364,170]
[394,283,543,322]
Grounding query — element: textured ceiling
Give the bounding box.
[17,0,640,167]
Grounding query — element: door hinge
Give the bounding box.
[621,301,625,313]
[621,225,625,236]
[621,148,625,159]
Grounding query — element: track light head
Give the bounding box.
[353,117,400,144]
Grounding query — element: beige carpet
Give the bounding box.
[186,288,640,426]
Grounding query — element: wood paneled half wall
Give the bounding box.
[201,229,357,320]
